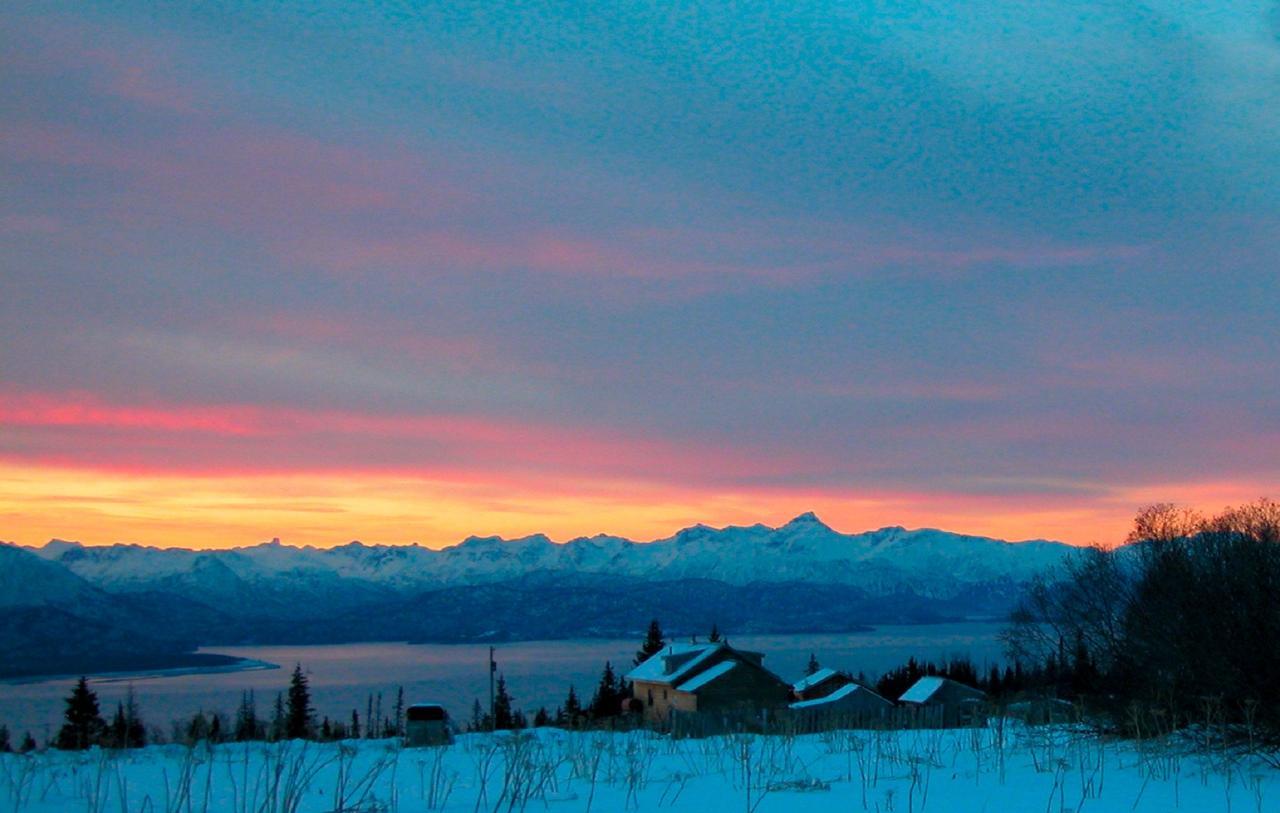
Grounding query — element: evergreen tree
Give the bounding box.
[493,674,515,730]
[805,653,821,676]
[533,707,550,727]
[563,685,582,726]
[271,692,286,741]
[56,677,105,750]
[708,623,721,643]
[20,732,37,753]
[235,690,260,741]
[108,702,129,748]
[285,664,315,740]
[393,686,405,738]
[366,694,375,738]
[1070,633,1099,698]
[590,662,621,719]
[321,717,332,740]
[123,687,145,747]
[0,724,10,753]
[104,687,145,749]
[186,711,210,744]
[470,699,486,733]
[350,708,361,739]
[635,619,666,665]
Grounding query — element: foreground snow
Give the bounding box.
[1,725,1276,813]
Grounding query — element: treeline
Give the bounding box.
[19,663,416,752]
[467,619,682,732]
[1007,499,1280,740]
[871,653,1094,702]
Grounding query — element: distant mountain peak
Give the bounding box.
[781,511,829,529]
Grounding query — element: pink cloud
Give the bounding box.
[0,389,803,484]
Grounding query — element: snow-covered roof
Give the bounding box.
[675,660,737,693]
[899,676,946,704]
[791,668,837,692]
[789,682,865,709]
[626,643,724,684]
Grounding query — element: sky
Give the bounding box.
[2,1,1278,549]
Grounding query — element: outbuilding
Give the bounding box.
[787,682,893,730]
[405,704,453,746]
[898,677,986,727]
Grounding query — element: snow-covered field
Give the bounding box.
[1,725,1275,813]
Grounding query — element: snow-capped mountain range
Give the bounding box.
[3,513,1074,678]
[27,512,1069,600]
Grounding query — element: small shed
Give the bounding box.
[898,677,986,727]
[787,682,893,730]
[790,668,845,702]
[405,704,453,746]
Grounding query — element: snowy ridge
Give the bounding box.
[28,512,1072,601]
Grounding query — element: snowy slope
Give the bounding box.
[3,728,1274,813]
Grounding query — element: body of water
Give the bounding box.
[0,622,1005,741]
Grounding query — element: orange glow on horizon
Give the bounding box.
[2,460,1272,552]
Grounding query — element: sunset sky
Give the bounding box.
[2,2,1278,550]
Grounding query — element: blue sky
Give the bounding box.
[1,1,1277,547]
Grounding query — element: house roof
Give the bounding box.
[790,682,864,709]
[899,676,947,704]
[626,642,724,684]
[675,660,737,693]
[791,668,837,692]
[899,676,985,704]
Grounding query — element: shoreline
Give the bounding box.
[2,657,280,687]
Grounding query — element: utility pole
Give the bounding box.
[488,646,496,731]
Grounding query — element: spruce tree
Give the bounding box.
[123,687,145,747]
[590,661,620,719]
[186,711,210,744]
[271,692,286,741]
[493,674,515,730]
[285,663,315,740]
[393,686,405,737]
[0,724,10,753]
[109,702,129,748]
[56,676,105,750]
[533,707,550,727]
[564,685,581,720]
[708,623,721,643]
[20,732,36,753]
[106,687,145,749]
[635,619,666,665]
[350,708,361,739]
[235,690,260,741]
[806,653,821,676]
